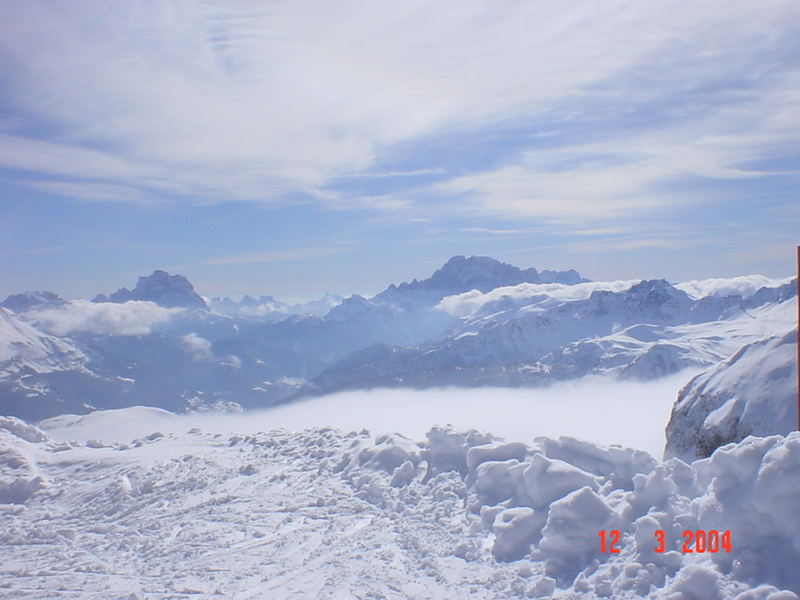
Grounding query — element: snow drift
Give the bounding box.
[3,411,799,599]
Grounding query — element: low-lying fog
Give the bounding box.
[42,370,697,459]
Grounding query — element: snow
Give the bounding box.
[320,280,792,394]
[666,326,797,461]
[3,412,800,598]
[0,307,87,372]
[1,264,797,597]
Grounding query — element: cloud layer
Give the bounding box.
[41,370,696,459]
[30,301,181,336]
[437,280,641,318]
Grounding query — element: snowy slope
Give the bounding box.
[665,327,798,462]
[0,308,86,368]
[0,308,101,420]
[3,413,799,599]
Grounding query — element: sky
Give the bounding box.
[1,0,799,301]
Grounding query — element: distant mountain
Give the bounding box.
[312,278,793,393]
[1,291,66,313]
[372,255,587,309]
[209,292,343,318]
[0,259,792,426]
[94,270,208,309]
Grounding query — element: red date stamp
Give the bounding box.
[598,530,732,554]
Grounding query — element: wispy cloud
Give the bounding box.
[204,246,353,265]
[460,227,535,236]
[562,234,702,254]
[430,88,800,222]
[0,0,796,222]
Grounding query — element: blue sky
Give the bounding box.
[1,0,798,301]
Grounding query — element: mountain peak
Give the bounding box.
[1,291,66,313]
[98,270,208,309]
[373,255,587,308]
[429,255,538,292]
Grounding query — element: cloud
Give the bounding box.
[39,371,698,459]
[430,92,800,222]
[0,0,797,219]
[436,280,641,318]
[676,275,793,300]
[180,333,213,360]
[204,246,353,265]
[460,227,535,236]
[561,233,701,254]
[29,300,181,336]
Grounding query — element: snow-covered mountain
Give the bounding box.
[0,307,95,421]
[665,328,797,461]
[313,278,794,393]
[2,259,798,599]
[0,260,793,432]
[3,412,798,598]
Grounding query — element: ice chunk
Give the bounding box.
[536,436,656,491]
[390,460,417,487]
[473,459,522,507]
[491,507,547,562]
[539,486,619,582]
[663,564,723,600]
[466,441,528,471]
[358,433,421,474]
[518,453,599,509]
[424,426,492,479]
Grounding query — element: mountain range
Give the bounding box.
[1,256,795,459]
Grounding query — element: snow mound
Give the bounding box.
[0,416,49,443]
[38,406,177,442]
[0,418,48,504]
[2,418,798,599]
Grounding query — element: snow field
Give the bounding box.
[1,416,799,599]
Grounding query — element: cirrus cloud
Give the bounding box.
[0,0,797,222]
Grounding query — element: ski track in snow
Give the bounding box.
[1,416,799,600]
